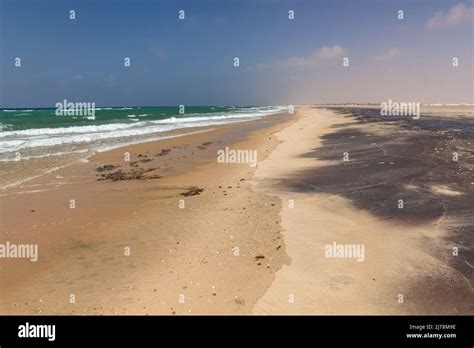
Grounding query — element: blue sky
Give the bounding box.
[0,0,472,107]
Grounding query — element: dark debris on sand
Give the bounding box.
[156,149,172,157]
[129,158,152,167]
[197,141,213,150]
[95,164,118,172]
[96,149,177,181]
[97,166,163,181]
[97,169,144,181]
[180,186,204,197]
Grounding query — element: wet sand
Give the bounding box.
[1,105,472,315]
[253,106,473,314]
[0,112,293,314]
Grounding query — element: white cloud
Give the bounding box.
[316,45,346,60]
[371,48,401,62]
[426,3,474,29]
[256,45,346,70]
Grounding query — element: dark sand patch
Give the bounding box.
[280,108,473,284]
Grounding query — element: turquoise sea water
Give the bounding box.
[0,105,285,188]
[0,105,285,160]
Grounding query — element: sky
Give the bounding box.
[0,0,472,107]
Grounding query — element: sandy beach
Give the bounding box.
[1,2,473,346]
[0,112,294,314]
[253,106,473,314]
[1,106,473,315]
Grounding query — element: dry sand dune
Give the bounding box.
[252,107,473,314]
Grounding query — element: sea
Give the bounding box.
[0,105,286,189]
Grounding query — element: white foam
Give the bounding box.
[0,106,286,155]
[0,122,145,137]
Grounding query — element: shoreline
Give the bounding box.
[0,111,296,314]
[1,106,472,315]
[0,127,216,191]
[1,110,285,192]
